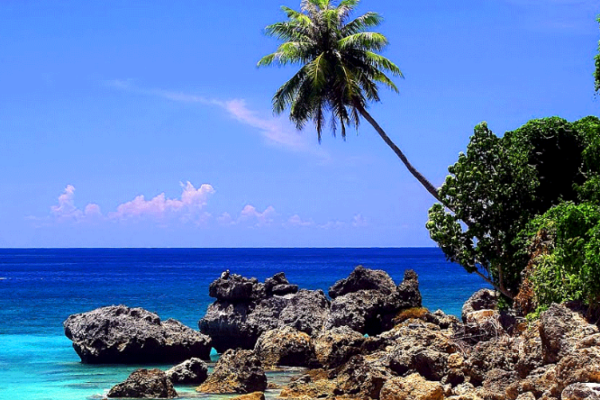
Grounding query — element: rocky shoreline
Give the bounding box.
[63,266,600,399]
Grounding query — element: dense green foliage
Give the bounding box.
[258,0,402,140]
[427,117,599,299]
[596,16,600,93]
[520,203,600,309]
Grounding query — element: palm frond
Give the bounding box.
[342,12,382,35]
[338,32,388,51]
[364,51,403,77]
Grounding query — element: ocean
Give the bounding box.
[0,248,488,399]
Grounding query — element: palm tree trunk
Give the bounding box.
[355,103,444,204]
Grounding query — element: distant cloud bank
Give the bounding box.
[40,183,367,230]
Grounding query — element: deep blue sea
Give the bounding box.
[0,248,488,400]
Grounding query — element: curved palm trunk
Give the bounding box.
[355,104,443,204]
[356,104,515,299]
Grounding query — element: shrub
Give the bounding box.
[427,117,593,298]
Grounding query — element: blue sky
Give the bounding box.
[0,0,598,248]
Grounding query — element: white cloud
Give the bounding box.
[105,80,329,157]
[352,214,368,227]
[50,185,101,222]
[288,214,314,227]
[239,205,276,226]
[109,182,215,220]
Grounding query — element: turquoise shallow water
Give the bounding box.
[0,248,488,399]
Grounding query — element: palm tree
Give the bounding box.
[258,0,442,203]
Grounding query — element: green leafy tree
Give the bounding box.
[258,0,442,203]
[595,16,600,93]
[519,202,600,310]
[427,117,592,299]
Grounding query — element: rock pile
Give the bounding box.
[198,271,330,352]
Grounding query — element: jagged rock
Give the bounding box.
[562,383,600,400]
[326,289,399,335]
[165,357,208,384]
[334,354,392,399]
[200,271,330,353]
[514,320,544,378]
[251,289,329,337]
[279,369,335,399]
[328,265,398,298]
[63,305,212,364]
[539,304,599,364]
[553,347,600,395]
[209,273,264,302]
[464,338,517,385]
[380,373,444,400]
[462,289,498,323]
[231,392,266,400]
[326,268,422,336]
[197,349,267,394]
[506,365,557,400]
[314,326,365,369]
[397,269,423,309]
[482,369,518,400]
[254,326,316,368]
[265,272,298,296]
[107,369,177,399]
[198,301,257,351]
[516,393,536,400]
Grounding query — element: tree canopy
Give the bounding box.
[426,117,599,299]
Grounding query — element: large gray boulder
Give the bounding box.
[325,267,422,336]
[199,272,329,353]
[107,369,177,399]
[64,305,212,364]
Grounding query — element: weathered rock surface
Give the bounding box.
[107,369,177,399]
[64,305,212,364]
[328,265,398,298]
[197,349,267,394]
[209,271,266,302]
[165,357,208,384]
[461,289,498,323]
[334,354,393,399]
[254,326,316,368]
[314,326,365,368]
[380,373,444,400]
[397,269,423,309]
[230,392,266,400]
[326,267,421,336]
[539,303,599,364]
[562,383,600,400]
[199,271,330,353]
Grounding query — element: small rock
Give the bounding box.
[107,369,177,399]
[165,357,208,384]
[562,383,600,400]
[462,289,498,323]
[230,392,266,400]
[380,373,444,400]
[197,349,267,394]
